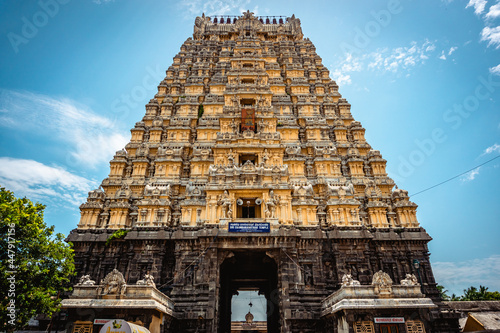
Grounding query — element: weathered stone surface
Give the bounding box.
[64,10,460,333]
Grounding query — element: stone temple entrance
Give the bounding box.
[63,11,461,333]
[219,251,279,333]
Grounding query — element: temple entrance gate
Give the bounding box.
[219,251,279,333]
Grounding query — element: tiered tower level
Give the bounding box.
[78,12,416,232]
[68,11,459,333]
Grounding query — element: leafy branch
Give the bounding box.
[105,229,130,246]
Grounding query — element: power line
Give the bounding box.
[157,227,219,289]
[410,154,500,197]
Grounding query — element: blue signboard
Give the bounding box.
[228,222,270,233]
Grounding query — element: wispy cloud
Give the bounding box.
[433,255,500,295]
[466,0,488,15]
[490,64,500,75]
[331,40,436,85]
[331,71,352,86]
[181,0,255,16]
[460,167,480,182]
[484,143,500,154]
[0,157,97,207]
[439,46,458,60]
[466,0,500,51]
[481,26,500,48]
[485,1,500,19]
[0,89,128,168]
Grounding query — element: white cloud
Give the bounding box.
[466,0,488,15]
[439,47,457,60]
[460,167,480,182]
[481,25,500,48]
[486,2,500,19]
[425,44,436,52]
[93,0,114,4]
[332,40,436,82]
[0,90,128,168]
[484,143,500,154]
[341,53,363,72]
[0,157,97,207]
[490,63,500,75]
[181,0,252,16]
[331,70,352,85]
[433,255,500,295]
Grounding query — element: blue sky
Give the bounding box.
[0,0,499,309]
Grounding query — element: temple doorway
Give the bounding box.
[219,251,279,333]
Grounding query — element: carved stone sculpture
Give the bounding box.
[136,274,156,287]
[341,273,360,286]
[372,270,393,296]
[401,274,419,286]
[218,190,233,219]
[264,190,279,219]
[100,269,126,295]
[77,275,95,286]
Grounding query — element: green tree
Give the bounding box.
[487,291,500,300]
[0,188,75,331]
[462,285,500,301]
[437,284,450,301]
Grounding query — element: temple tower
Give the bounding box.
[63,11,460,333]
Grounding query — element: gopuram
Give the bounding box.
[62,11,460,333]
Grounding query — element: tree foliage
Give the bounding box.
[461,285,500,301]
[437,284,450,301]
[105,228,130,246]
[438,284,500,301]
[0,188,75,331]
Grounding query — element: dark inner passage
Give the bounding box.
[237,198,262,219]
[242,206,255,218]
[219,251,279,333]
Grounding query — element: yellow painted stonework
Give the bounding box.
[77,11,419,231]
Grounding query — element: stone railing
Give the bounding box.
[321,284,436,317]
[63,284,175,316]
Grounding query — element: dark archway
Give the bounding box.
[219,251,280,333]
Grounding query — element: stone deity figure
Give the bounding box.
[232,95,239,107]
[219,190,233,219]
[265,190,278,219]
[231,118,239,133]
[256,95,263,107]
[227,149,236,165]
[209,164,217,175]
[100,269,126,295]
[136,273,156,287]
[185,181,197,197]
[341,273,360,286]
[401,274,419,286]
[77,275,95,286]
[262,149,270,165]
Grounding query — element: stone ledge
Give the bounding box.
[61,298,175,317]
[321,297,437,317]
[62,285,175,318]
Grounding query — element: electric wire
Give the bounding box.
[282,249,307,272]
[157,227,220,289]
[410,154,500,197]
[156,156,500,288]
